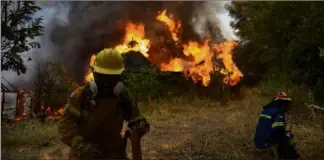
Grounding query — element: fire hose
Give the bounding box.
[123,129,143,160]
[282,116,304,160]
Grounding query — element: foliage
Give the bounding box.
[122,64,171,101]
[257,68,314,118]
[226,2,324,103]
[1,1,44,75]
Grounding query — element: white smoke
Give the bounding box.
[1,2,71,89]
[191,1,237,41]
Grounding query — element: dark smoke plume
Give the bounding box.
[49,1,226,84]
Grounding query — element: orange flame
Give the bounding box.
[84,54,96,83]
[156,9,181,43]
[85,22,151,83]
[13,103,64,121]
[160,58,185,72]
[115,22,150,57]
[184,39,214,86]
[213,41,243,86]
[45,106,64,120]
[83,9,243,86]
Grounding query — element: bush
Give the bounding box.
[258,68,316,121]
[122,64,171,102]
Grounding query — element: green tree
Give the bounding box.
[227,2,324,102]
[1,1,44,75]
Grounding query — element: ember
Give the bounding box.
[42,106,64,120]
[84,10,243,86]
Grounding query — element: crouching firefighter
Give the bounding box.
[254,92,300,160]
[58,48,150,160]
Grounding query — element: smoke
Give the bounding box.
[191,1,226,42]
[2,1,235,87]
[1,2,71,89]
[50,1,231,83]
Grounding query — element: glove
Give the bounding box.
[128,119,150,138]
[74,141,104,159]
[285,131,294,140]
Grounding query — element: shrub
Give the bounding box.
[122,64,171,102]
[258,68,316,121]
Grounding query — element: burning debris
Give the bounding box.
[41,106,64,120]
[13,89,65,121]
[85,9,243,87]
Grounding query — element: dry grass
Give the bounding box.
[2,120,58,146]
[1,120,59,160]
[2,88,324,160]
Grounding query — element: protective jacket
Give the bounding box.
[58,81,147,160]
[254,101,288,149]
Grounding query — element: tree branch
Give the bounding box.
[305,103,324,111]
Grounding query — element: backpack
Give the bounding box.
[79,83,133,122]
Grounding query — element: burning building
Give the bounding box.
[83,10,243,87]
[49,2,242,87]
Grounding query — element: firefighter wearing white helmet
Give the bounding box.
[58,48,150,160]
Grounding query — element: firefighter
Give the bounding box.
[58,48,150,160]
[253,92,300,160]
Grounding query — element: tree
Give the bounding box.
[29,61,77,121]
[1,1,44,75]
[226,2,324,103]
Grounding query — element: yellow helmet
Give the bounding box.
[92,48,125,75]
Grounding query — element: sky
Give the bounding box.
[1,1,236,89]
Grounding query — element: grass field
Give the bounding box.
[2,88,324,160]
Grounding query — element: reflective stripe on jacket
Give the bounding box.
[254,105,286,149]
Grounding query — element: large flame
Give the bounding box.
[84,10,243,86]
[156,9,181,43]
[213,41,243,86]
[114,22,150,57]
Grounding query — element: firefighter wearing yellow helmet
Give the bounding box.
[58,48,150,160]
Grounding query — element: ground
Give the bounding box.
[2,89,324,160]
